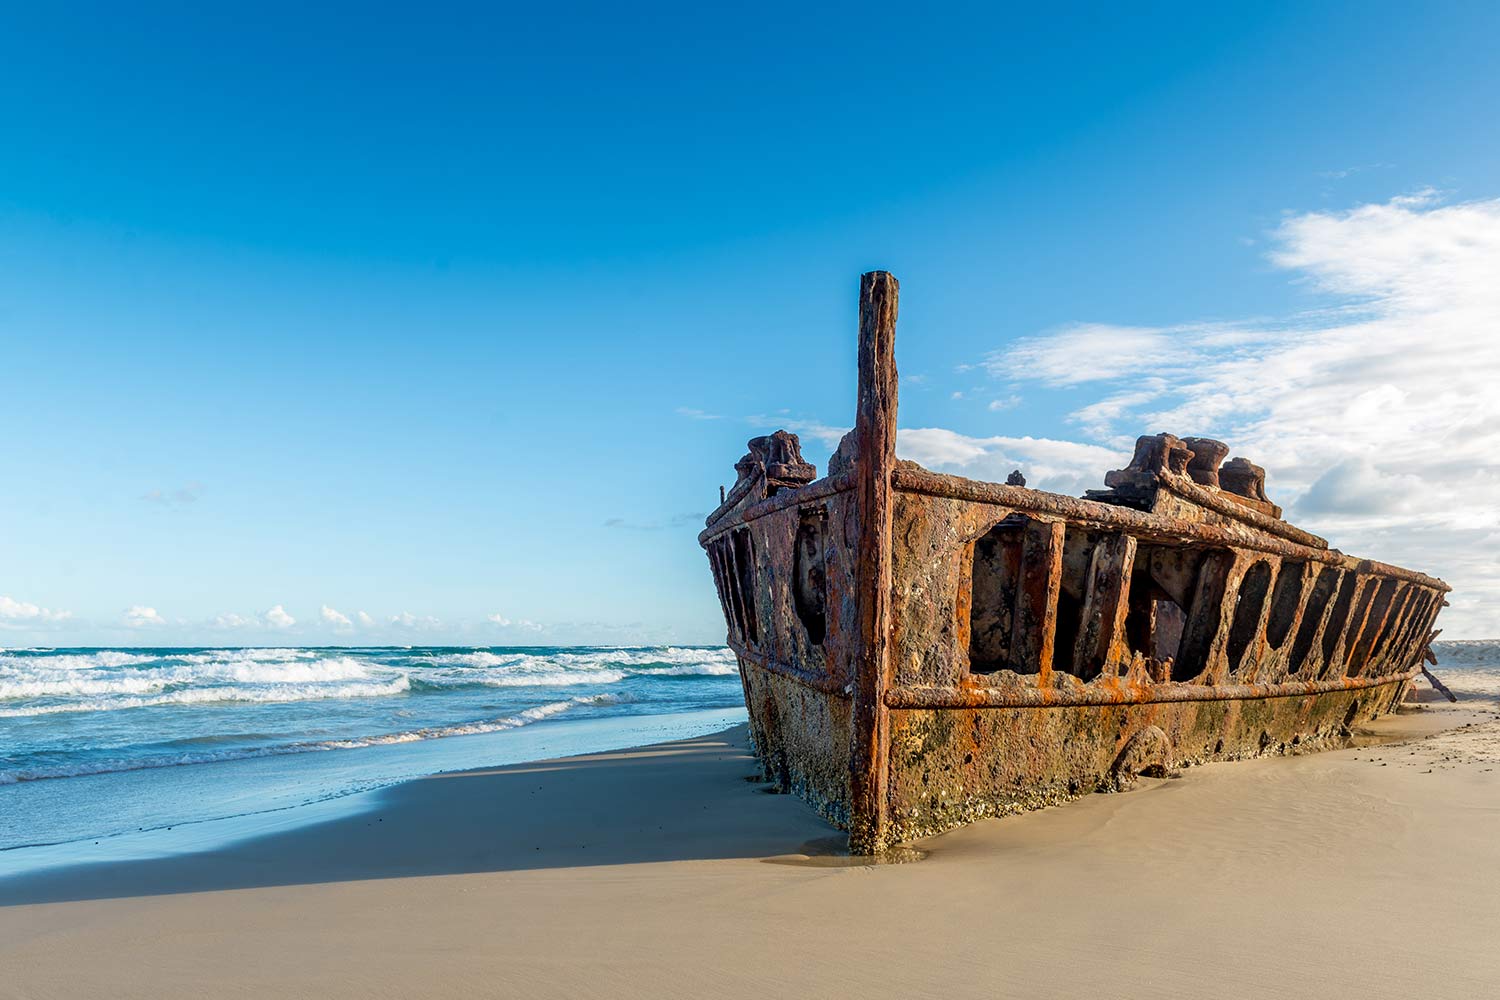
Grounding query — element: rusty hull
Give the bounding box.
[701,272,1448,855]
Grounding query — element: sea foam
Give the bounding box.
[0,645,741,799]
[0,677,414,717]
[0,693,621,783]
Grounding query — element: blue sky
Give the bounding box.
[3,2,1498,645]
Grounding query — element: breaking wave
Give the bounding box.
[408,646,738,689]
[0,677,414,718]
[0,655,375,702]
[0,693,622,783]
[0,645,740,804]
[0,650,157,672]
[426,646,736,671]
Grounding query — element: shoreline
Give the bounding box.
[3,696,1499,997]
[0,706,747,872]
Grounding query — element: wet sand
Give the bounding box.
[3,700,1498,999]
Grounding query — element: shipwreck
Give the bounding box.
[700,271,1449,855]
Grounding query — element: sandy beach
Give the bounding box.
[3,694,1498,1000]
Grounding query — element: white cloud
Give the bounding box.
[212,612,253,629]
[356,611,375,627]
[1068,383,1168,441]
[0,595,71,622]
[898,429,1125,497]
[989,323,1184,387]
[320,605,354,630]
[1297,456,1424,518]
[977,191,1500,636]
[390,611,442,631]
[263,604,296,629]
[123,605,165,628]
[141,482,203,506]
[746,416,850,450]
[487,613,544,632]
[676,407,722,420]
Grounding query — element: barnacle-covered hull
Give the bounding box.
[700,272,1448,854]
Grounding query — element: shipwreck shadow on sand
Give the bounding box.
[0,725,843,907]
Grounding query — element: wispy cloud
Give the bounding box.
[390,611,442,631]
[676,407,722,420]
[1316,163,1390,181]
[0,593,72,632]
[320,605,354,630]
[604,512,705,530]
[986,322,1190,388]
[487,613,544,631]
[975,191,1500,636]
[898,430,1125,498]
[141,482,203,506]
[744,416,850,450]
[263,604,296,629]
[123,605,166,628]
[0,595,72,624]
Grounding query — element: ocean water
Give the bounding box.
[0,645,745,856]
[1421,639,1500,700]
[1,641,1494,867]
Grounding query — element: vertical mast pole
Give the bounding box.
[848,270,899,855]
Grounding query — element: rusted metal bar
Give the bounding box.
[1361,582,1413,676]
[884,668,1419,709]
[727,636,848,695]
[1325,575,1375,679]
[698,472,856,544]
[1012,519,1064,684]
[848,270,899,856]
[1228,559,1275,683]
[1263,560,1315,680]
[1175,549,1235,683]
[1071,533,1136,678]
[705,543,738,643]
[1157,473,1327,549]
[1389,592,1438,674]
[719,535,750,644]
[891,466,1451,592]
[1420,666,1457,703]
[1348,579,1400,676]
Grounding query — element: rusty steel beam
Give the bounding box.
[891,466,1450,592]
[847,270,899,857]
[883,668,1418,710]
[1071,532,1136,678]
[1176,549,1237,684]
[1012,519,1065,684]
[1156,473,1326,549]
[726,636,849,695]
[698,471,856,544]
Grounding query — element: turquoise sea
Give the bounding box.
[0,645,746,860]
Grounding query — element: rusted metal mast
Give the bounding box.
[848,270,899,856]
